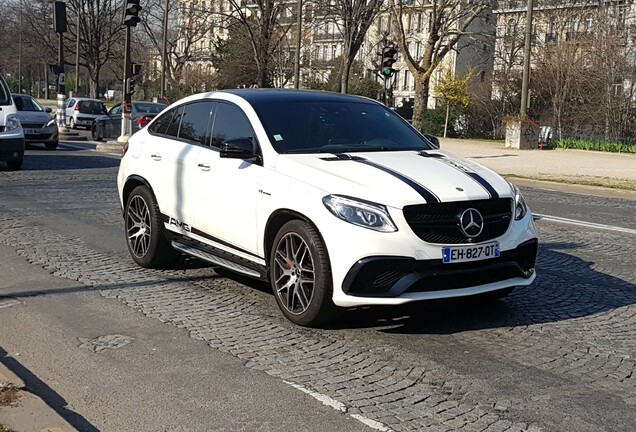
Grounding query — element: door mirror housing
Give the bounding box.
[220,137,260,162]
[45,107,52,113]
[423,134,440,149]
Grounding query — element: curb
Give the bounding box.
[0,363,78,432]
[95,140,123,154]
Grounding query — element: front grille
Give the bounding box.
[21,123,45,129]
[403,198,513,244]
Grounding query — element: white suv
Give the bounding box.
[0,75,25,170]
[117,90,538,326]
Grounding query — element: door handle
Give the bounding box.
[150,153,161,161]
[197,163,211,171]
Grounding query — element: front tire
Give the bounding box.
[270,220,341,327]
[91,123,102,141]
[124,185,179,268]
[45,140,58,150]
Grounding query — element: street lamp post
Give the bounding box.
[520,0,533,117]
[161,0,169,99]
[293,0,302,89]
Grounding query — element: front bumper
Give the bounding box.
[343,239,537,297]
[0,135,26,161]
[24,126,57,143]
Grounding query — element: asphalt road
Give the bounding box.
[0,142,634,432]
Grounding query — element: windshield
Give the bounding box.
[79,100,107,114]
[0,77,10,106]
[13,95,43,112]
[253,100,433,154]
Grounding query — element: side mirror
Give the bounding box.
[423,134,440,149]
[220,137,259,162]
[45,107,52,113]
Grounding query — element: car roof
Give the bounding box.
[12,93,33,98]
[220,89,375,105]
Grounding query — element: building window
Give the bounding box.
[506,19,517,36]
[403,70,410,90]
[417,13,423,32]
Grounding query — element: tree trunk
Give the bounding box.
[412,74,430,133]
[340,55,353,94]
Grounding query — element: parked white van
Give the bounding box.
[0,75,25,170]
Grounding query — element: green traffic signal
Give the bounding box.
[383,68,395,77]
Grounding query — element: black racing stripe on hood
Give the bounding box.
[355,159,440,204]
[419,151,499,199]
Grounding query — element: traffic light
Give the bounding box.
[380,46,398,78]
[122,0,142,27]
[131,63,141,77]
[53,1,67,33]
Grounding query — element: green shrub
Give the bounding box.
[554,138,636,153]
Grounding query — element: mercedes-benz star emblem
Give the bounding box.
[459,208,484,238]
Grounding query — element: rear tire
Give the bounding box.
[6,158,23,170]
[270,220,342,327]
[69,118,76,129]
[124,185,180,268]
[91,124,102,141]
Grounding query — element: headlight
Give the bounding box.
[5,114,21,132]
[322,195,397,232]
[509,182,528,220]
[46,118,57,127]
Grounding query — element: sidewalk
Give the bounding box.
[440,137,636,198]
[0,363,77,432]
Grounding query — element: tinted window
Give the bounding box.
[110,104,122,116]
[134,102,166,114]
[210,103,254,149]
[178,101,215,145]
[79,100,107,114]
[148,107,178,136]
[0,78,10,106]
[164,105,184,137]
[253,100,432,154]
[67,99,75,108]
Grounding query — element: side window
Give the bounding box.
[210,102,254,149]
[148,106,179,136]
[110,104,122,116]
[178,101,216,145]
[164,105,184,137]
[67,99,75,108]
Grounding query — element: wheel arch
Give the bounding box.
[264,209,328,264]
[122,175,154,214]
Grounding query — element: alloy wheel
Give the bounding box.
[273,232,315,315]
[126,195,151,258]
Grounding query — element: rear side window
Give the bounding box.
[79,100,107,114]
[210,102,254,149]
[178,101,216,145]
[149,106,182,136]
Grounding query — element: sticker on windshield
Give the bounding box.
[273,134,283,141]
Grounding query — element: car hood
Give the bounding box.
[17,111,54,124]
[275,150,512,208]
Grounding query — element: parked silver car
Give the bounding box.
[65,97,107,129]
[12,94,58,150]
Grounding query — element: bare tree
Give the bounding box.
[321,0,383,93]
[388,0,491,131]
[140,0,215,92]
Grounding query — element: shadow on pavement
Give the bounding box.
[0,347,100,432]
[0,152,120,172]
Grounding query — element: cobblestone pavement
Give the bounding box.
[0,154,635,432]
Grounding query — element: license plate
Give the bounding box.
[25,129,41,134]
[442,242,500,264]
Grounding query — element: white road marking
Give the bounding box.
[283,381,394,431]
[534,213,636,235]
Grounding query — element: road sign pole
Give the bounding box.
[56,28,68,132]
[118,25,132,144]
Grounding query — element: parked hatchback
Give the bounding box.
[117,89,538,327]
[0,76,25,170]
[65,97,107,129]
[12,94,58,149]
[91,101,167,141]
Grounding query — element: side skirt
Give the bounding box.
[170,234,269,281]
